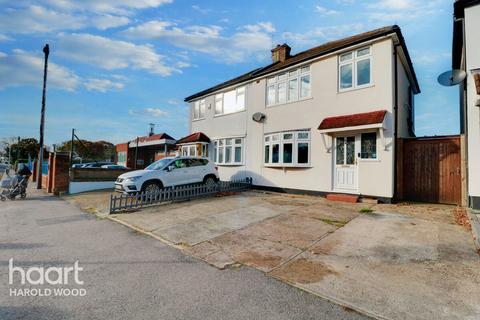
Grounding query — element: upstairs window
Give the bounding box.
[193,99,206,120]
[264,130,310,166]
[266,65,311,106]
[215,86,245,116]
[339,46,372,91]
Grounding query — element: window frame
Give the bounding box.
[264,130,311,167]
[338,46,373,92]
[359,131,378,161]
[213,86,246,117]
[212,137,244,165]
[266,65,311,107]
[192,99,206,120]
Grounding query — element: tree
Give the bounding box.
[3,138,39,163]
[56,139,115,162]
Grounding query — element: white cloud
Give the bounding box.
[129,108,168,117]
[90,14,131,30]
[44,0,173,15]
[315,5,339,15]
[167,98,181,105]
[191,5,211,14]
[282,23,366,49]
[0,49,127,92]
[367,0,445,22]
[0,5,130,34]
[0,49,80,91]
[84,78,124,92]
[57,33,177,76]
[411,51,450,66]
[0,34,12,41]
[122,21,276,63]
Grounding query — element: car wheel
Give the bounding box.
[204,176,217,190]
[142,181,162,194]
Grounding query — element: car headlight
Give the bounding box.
[124,176,141,183]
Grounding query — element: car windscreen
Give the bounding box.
[145,158,172,170]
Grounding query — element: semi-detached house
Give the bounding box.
[182,25,420,202]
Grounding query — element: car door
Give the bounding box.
[187,158,208,183]
[163,159,190,186]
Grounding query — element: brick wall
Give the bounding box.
[52,153,69,195]
[70,167,130,182]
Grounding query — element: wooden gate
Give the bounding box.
[400,135,462,205]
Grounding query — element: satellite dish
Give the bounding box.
[437,69,466,86]
[252,112,266,123]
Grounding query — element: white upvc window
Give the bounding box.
[193,99,206,120]
[266,65,311,106]
[338,46,372,91]
[213,137,243,165]
[264,130,310,166]
[214,86,245,116]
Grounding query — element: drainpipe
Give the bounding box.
[457,17,469,207]
[393,44,399,202]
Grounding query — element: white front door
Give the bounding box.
[334,136,358,191]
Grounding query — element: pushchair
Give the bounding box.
[0,173,30,201]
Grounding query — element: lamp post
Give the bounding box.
[36,44,49,189]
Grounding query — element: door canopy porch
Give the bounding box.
[318,110,388,152]
[176,132,211,145]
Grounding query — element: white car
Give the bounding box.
[115,156,219,194]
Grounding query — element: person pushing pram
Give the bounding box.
[0,163,31,201]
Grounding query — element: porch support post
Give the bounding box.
[379,128,387,150]
[321,133,332,153]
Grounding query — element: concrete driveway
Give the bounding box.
[67,190,480,319]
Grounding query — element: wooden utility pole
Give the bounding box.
[36,44,49,189]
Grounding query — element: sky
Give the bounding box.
[0,0,459,146]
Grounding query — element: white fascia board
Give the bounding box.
[318,122,384,134]
[128,139,171,148]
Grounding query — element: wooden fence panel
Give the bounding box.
[402,136,461,205]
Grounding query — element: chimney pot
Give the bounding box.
[271,43,291,63]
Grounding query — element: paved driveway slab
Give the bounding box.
[270,212,480,320]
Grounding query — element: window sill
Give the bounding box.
[358,158,380,162]
[266,96,313,108]
[215,163,244,167]
[213,109,246,118]
[264,164,312,168]
[338,83,375,94]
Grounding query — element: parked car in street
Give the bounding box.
[115,156,219,194]
[101,164,128,170]
[73,162,114,168]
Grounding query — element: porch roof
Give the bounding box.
[318,110,387,133]
[176,132,211,145]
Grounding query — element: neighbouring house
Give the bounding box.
[184,25,420,202]
[115,132,176,169]
[453,0,480,209]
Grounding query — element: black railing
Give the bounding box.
[109,177,252,214]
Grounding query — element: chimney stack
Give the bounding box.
[271,43,291,63]
[148,123,155,137]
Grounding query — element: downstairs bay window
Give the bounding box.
[264,130,310,166]
[213,138,244,165]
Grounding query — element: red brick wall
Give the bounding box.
[52,154,69,195]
